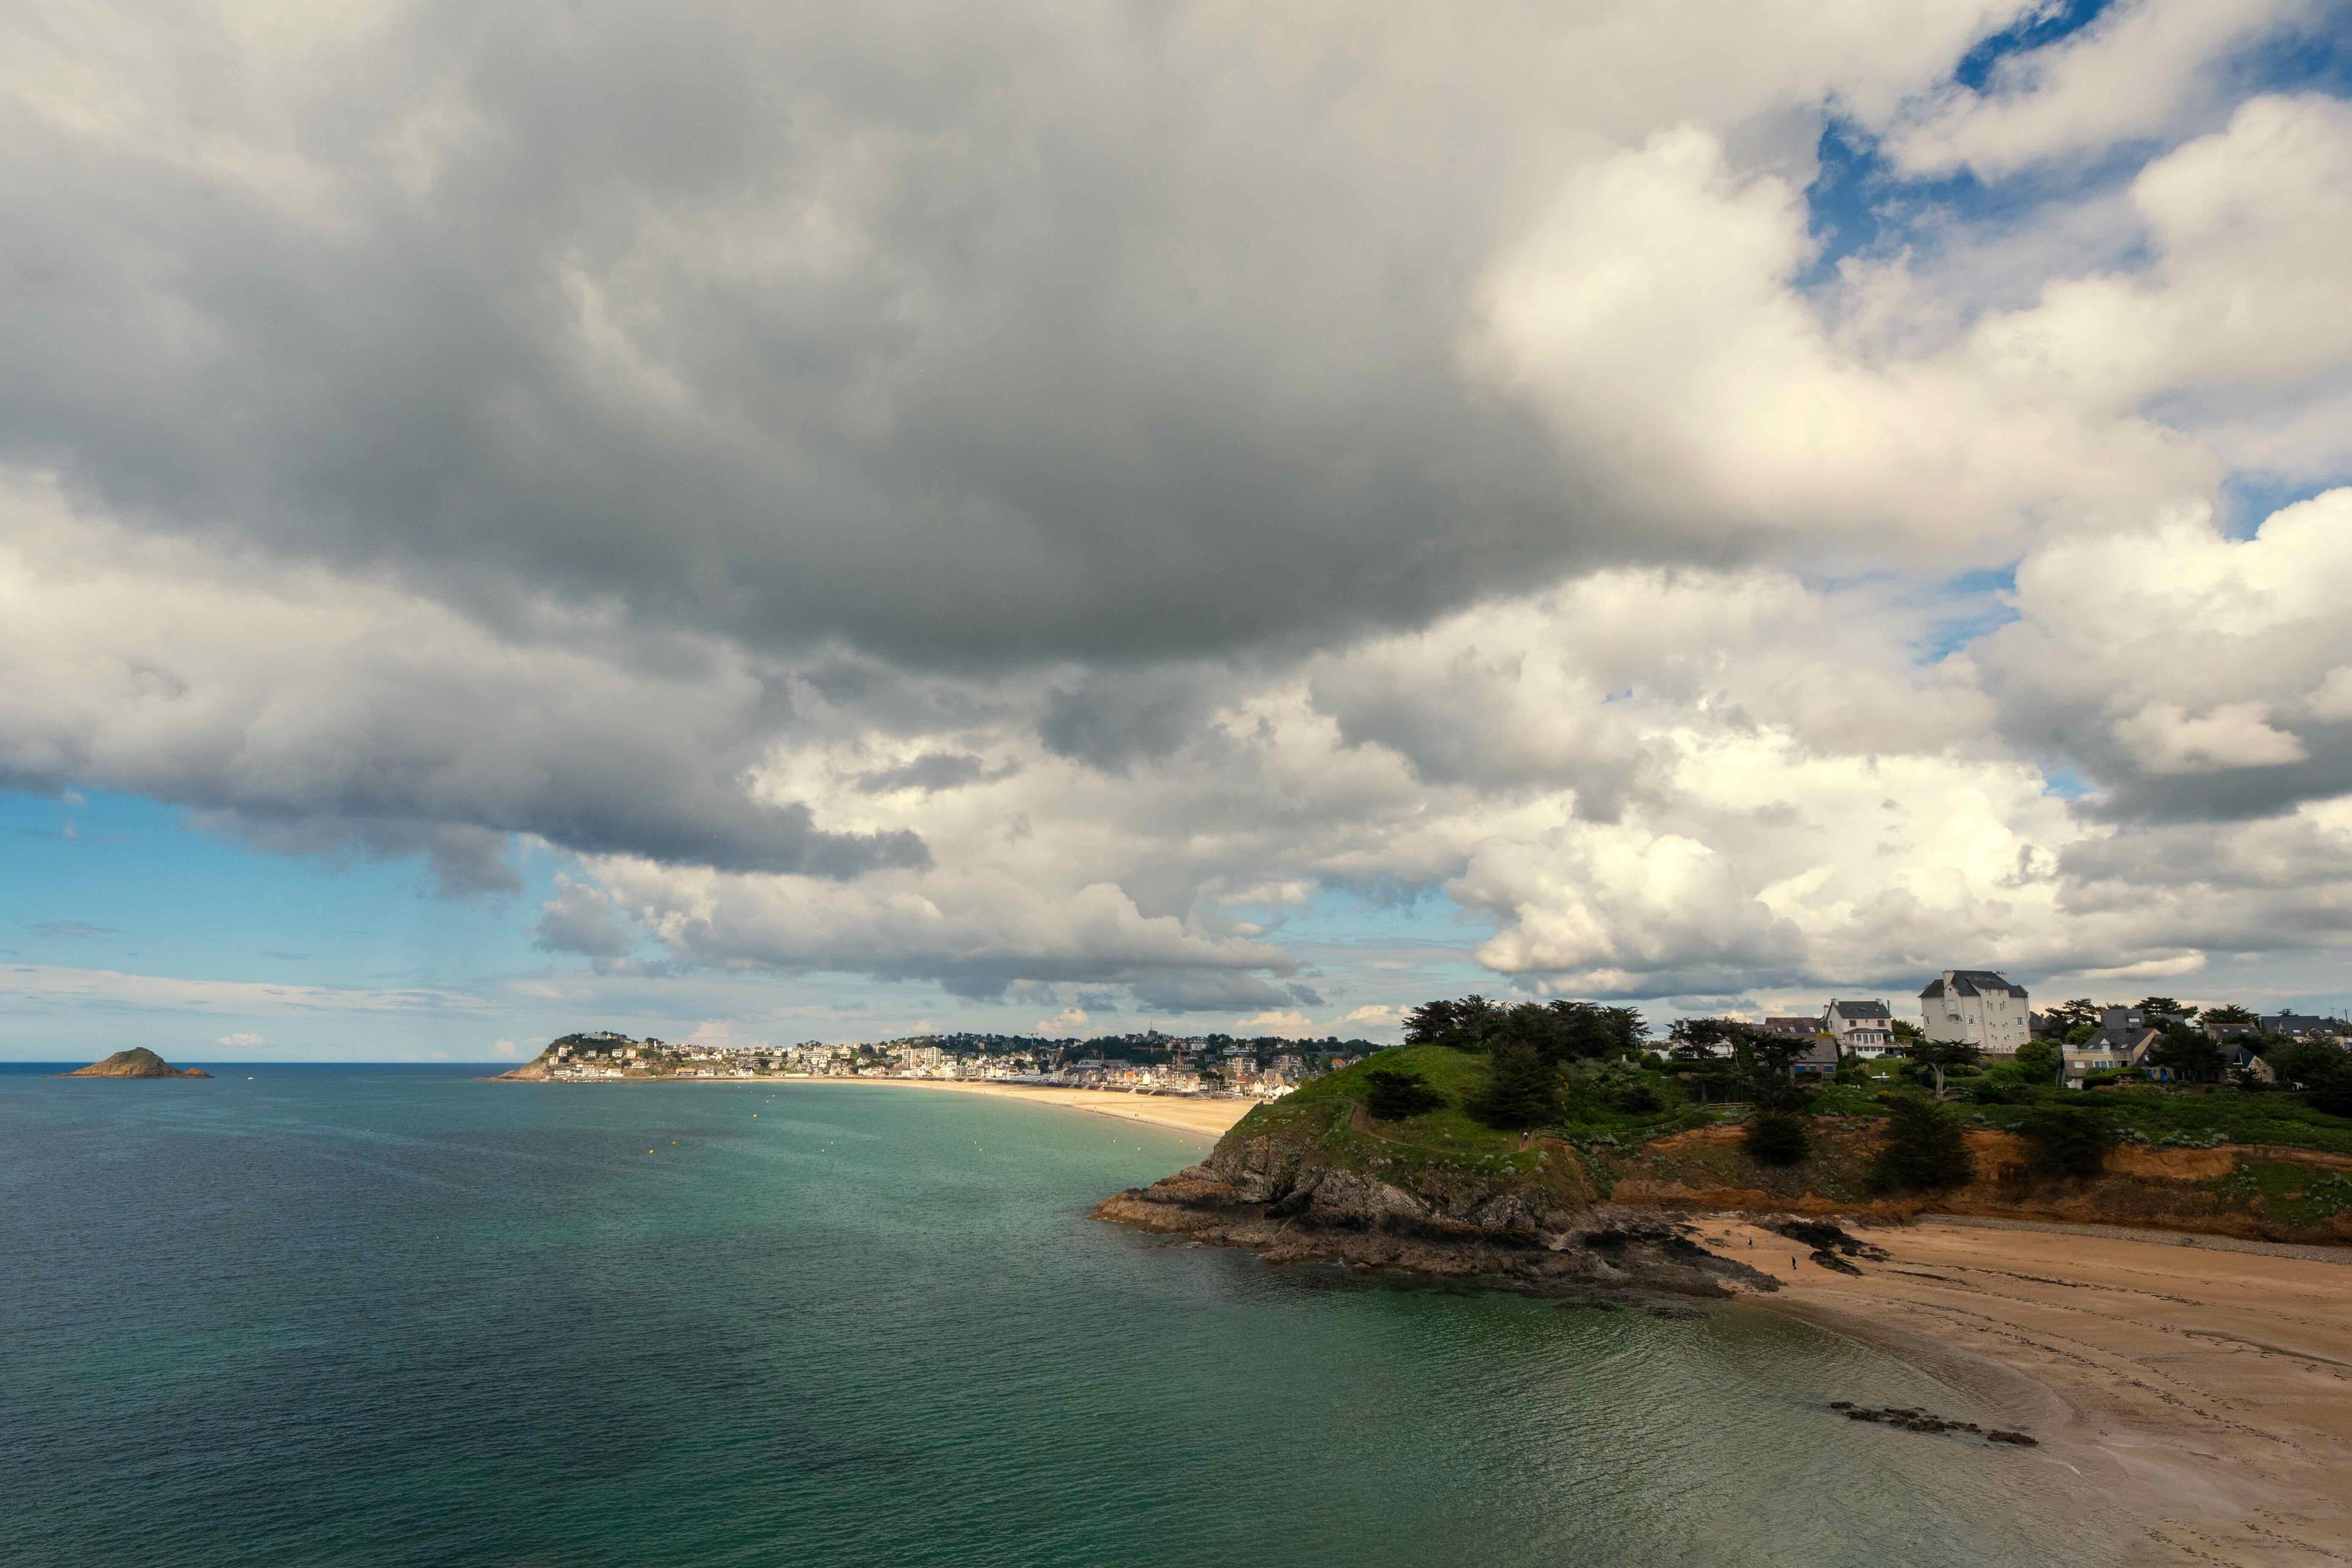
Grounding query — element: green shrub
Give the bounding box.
[2013,1039,2062,1083]
[2018,1102,2114,1178]
[1468,1042,1562,1131]
[1871,1096,1973,1193]
[1742,1109,1810,1166]
[1364,1068,1445,1121]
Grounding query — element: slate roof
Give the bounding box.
[1827,999,1891,1020]
[1920,970,2028,1000]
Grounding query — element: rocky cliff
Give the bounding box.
[61,1048,211,1079]
[1096,1068,2352,1281]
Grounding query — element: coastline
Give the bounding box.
[1705,1215,2352,1566]
[492,1068,1254,1137]
[788,1075,1253,1136]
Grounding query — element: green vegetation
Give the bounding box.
[2016,1102,2114,1178]
[1872,1097,1973,1193]
[1468,1043,1562,1129]
[1364,1068,1444,1121]
[1742,1109,1810,1166]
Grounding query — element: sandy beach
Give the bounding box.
[793,1074,1254,1136]
[1694,1215,2352,1566]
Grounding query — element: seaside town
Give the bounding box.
[521,968,2352,1097]
[525,1027,1373,1096]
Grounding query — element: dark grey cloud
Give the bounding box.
[853,752,1008,794]
[0,532,927,887]
[0,1,1674,682]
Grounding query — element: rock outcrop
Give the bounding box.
[60,1048,211,1079]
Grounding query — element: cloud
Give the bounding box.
[1236,1009,1317,1038]
[1883,0,2321,177]
[8,4,2352,1036]
[0,480,925,884]
[1341,1005,1398,1026]
[29,921,113,940]
[215,1032,264,1048]
[1980,488,2352,820]
[0,964,484,1016]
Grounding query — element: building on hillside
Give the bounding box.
[1759,1017,1819,1038]
[2220,1039,2277,1082]
[1791,1037,1841,1077]
[2064,1008,2162,1083]
[2263,1012,2350,1040]
[1821,999,1896,1057]
[1919,970,2032,1057]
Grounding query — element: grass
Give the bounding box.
[1964,1085,2352,1155]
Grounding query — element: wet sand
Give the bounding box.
[1696,1215,2352,1566]
[797,1074,1254,1136]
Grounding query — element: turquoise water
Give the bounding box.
[2,1067,2119,1566]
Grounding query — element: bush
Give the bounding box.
[1871,1096,1973,1193]
[2018,1102,2114,1178]
[2013,1039,2062,1083]
[1742,1109,1810,1166]
[1364,1068,1444,1121]
[1468,1042,1562,1131]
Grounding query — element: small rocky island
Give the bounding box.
[60,1048,213,1079]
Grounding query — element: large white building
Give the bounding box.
[1919,971,2032,1057]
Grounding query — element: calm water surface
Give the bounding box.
[2,1066,2122,1566]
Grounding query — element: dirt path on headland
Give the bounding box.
[1697,1215,2352,1566]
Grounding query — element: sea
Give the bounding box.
[2,1065,2127,1567]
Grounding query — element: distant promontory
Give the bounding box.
[59,1048,212,1079]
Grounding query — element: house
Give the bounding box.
[1821,999,1896,1058]
[1791,1036,1841,1077]
[2220,1039,2277,1082]
[1920,970,2033,1057]
[2065,1007,2163,1082]
[2263,1012,2350,1040]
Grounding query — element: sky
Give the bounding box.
[7,0,2352,1060]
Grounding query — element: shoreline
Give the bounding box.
[1702,1215,2352,1565]
[492,1069,1254,1137]
[784,1074,1254,1136]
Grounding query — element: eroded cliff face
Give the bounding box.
[1094,1099,1776,1297]
[1096,1099,2352,1280]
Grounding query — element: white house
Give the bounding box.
[1919,971,2032,1057]
[1821,999,1896,1058]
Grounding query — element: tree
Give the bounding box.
[1468,1042,1561,1130]
[1364,1068,1444,1121]
[1739,1031,1811,1080]
[1403,999,1463,1046]
[1890,1019,1924,1042]
[1907,1037,1982,1099]
[2018,1103,2114,1178]
[2013,1038,2063,1085]
[2135,997,2188,1021]
[1668,1017,1738,1061]
[1872,1097,1974,1193]
[1742,1109,1810,1166]
[2146,1024,2224,1084]
[2044,998,2100,1033]
[2268,1039,2352,1117]
[2198,1004,2258,1034]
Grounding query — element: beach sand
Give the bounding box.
[795,1075,1254,1136]
[1692,1215,2352,1566]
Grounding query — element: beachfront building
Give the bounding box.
[1820,999,1896,1058]
[1920,970,2032,1058]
